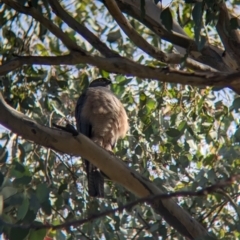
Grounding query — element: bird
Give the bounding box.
[75,78,128,197]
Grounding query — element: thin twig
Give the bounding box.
[216,189,240,220]
[132,226,145,240]
[0,175,239,231]
[44,111,54,185]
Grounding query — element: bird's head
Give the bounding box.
[89,78,112,88]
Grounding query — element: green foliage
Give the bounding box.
[0,0,239,239]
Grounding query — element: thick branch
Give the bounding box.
[0,93,209,239]
[1,54,240,92]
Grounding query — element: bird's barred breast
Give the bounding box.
[81,87,128,146]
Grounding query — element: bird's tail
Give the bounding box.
[85,160,104,198]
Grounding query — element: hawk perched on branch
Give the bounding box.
[75,78,128,197]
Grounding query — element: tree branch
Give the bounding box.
[2,0,86,54]
[1,175,238,233]
[2,0,233,73]
[104,0,218,72]
[48,0,119,58]
[216,2,240,70]
[111,0,195,49]
[0,92,209,239]
[216,189,240,220]
[1,54,240,92]
[111,0,232,72]
[104,0,176,63]
[3,0,228,73]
